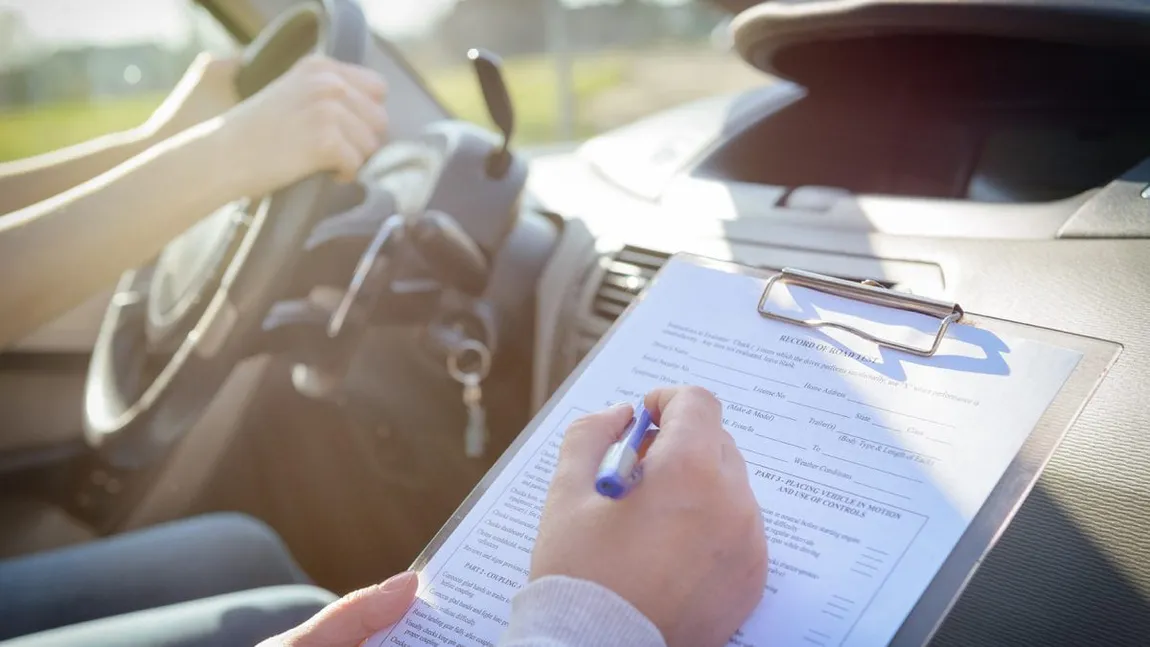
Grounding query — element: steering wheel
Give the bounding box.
[84,0,368,468]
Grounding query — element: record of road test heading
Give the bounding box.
[368,254,1120,647]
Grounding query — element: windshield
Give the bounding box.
[0,0,234,163]
[0,0,235,163]
[364,0,763,145]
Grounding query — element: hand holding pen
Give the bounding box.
[529,386,768,647]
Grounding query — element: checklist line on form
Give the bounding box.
[833,432,942,463]
[848,399,955,428]
[824,453,923,483]
[753,433,806,451]
[738,446,788,464]
[717,397,796,421]
[693,373,748,391]
[689,355,801,389]
[792,401,850,418]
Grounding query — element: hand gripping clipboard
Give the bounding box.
[402,253,1121,647]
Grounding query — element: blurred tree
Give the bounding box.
[0,9,33,108]
[0,8,31,67]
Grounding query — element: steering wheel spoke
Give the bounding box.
[304,186,398,252]
[110,290,146,309]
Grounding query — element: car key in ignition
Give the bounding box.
[447,338,492,458]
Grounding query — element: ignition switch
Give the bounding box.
[424,298,498,369]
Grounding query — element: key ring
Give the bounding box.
[447,339,492,383]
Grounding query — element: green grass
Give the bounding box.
[0,94,163,163]
[0,53,624,163]
[414,53,625,143]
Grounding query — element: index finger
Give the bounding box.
[331,60,388,102]
[643,385,724,446]
[643,386,743,484]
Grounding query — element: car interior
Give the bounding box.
[1,0,1149,644]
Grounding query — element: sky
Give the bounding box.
[0,0,695,55]
[0,0,190,49]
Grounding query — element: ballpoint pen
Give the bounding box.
[594,404,656,499]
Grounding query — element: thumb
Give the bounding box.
[556,403,634,485]
[282,572,418,647]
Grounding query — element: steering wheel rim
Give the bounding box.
[84,0,368,468]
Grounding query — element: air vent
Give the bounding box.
[591,245,671,323]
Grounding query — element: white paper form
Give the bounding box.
[369,257,1083,647]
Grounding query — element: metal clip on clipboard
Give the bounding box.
[757,268,965,357]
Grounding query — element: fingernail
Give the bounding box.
[380,571,417,591]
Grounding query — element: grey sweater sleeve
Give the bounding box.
[498,576,666,647]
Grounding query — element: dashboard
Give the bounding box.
[516,47,1150,647]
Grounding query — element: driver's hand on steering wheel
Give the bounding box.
[216,54,390,194]
[148,53,388,198]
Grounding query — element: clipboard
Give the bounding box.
[403,253,1121,647]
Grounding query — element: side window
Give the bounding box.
[0,1,236,163]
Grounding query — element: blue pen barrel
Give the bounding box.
[595,405,655,499]
[625,408,654,452]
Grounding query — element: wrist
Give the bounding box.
[202,113,272,200]
[170,117,251,204]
